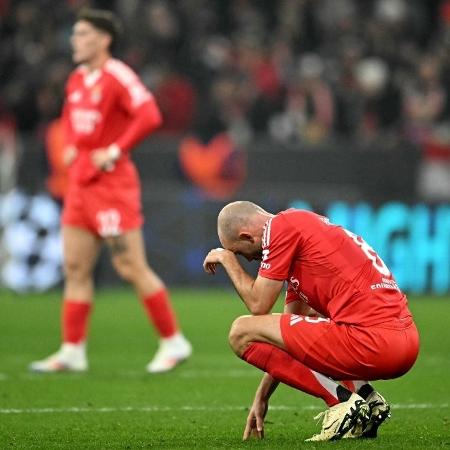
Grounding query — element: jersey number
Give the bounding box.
[344,229,390,276]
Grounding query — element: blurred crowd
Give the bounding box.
[1,0,450,198]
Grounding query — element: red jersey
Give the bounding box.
[62,58,162,186]
[258,209,411,326]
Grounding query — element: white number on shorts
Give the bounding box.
[304,316,331,324]
[344,229,390,276]
[290,315,330,326]
[96,209,122,237]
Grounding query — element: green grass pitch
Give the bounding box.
[0,289,449,449]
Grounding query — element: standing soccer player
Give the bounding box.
[30,9,192,374]
[203,201,419,441]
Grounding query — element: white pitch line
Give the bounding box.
[0,403,447,415]
[391,403,449,409]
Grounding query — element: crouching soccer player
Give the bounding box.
[30,9,191,374]
[203,201,419,441]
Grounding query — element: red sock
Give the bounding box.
[141,289,178,338]
[242,342,341,406]
[341,380,356,392]
[62,300,92,344]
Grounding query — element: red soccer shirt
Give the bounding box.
[258,209,411,326]
[62,58,162,185]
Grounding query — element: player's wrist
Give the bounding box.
[107,144,121,162]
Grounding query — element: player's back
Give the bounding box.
[273,209,411,326]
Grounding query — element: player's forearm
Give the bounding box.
[115,102,162,153]
[255,373,279,401]
[221,256,260,313]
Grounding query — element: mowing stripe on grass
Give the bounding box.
[0,403,448,415]
[0,369,264,381]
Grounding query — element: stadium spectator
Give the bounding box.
[203,201,419,442]
[269,53,335,144]
[1,0,449,145]
[403,55,447,144]
[0,105,17,193]
[30,8,192,374]
[152,65,197,133]
[2,0,450,209]
[345,57,401,141]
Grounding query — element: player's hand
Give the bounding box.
[91,145,121,171]
[243,397,268,440]
[91,148,113,170]
[203,247,231,275]
[63,146,78,166]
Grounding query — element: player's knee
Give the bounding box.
[64,257,90,281]
[229,315,252,356]
[113,258,133,282]
[113,257,144,283]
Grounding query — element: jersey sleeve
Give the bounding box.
[106,60,162,152]
[258,215,301,281]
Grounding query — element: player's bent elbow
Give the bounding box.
[144,104,163,131]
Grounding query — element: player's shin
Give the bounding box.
[141,288,178,338]
[142,289,192,373]
[62,300,93,344]
[241,342,351,406]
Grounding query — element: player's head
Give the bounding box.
[217,201,273,261]
[71,8,122,64]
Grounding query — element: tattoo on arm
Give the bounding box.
[107,235,128,255]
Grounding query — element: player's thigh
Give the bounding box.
[230,314,286,352]
[279,314,333,360]
[63,226,101,275]
[105,228,148,270]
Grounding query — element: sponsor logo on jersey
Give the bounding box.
[371,278,400,291]
[71,108,102,134]
[289,276,309,302]
[260,249,271,270]
[68,90,82,103]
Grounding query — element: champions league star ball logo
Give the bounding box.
[0,191,63,292]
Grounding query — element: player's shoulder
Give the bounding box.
[275,209,332,236]
[103,58,140,87]
[261,210,297,247]
[278,208,327,224]
[66,66,85,87]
